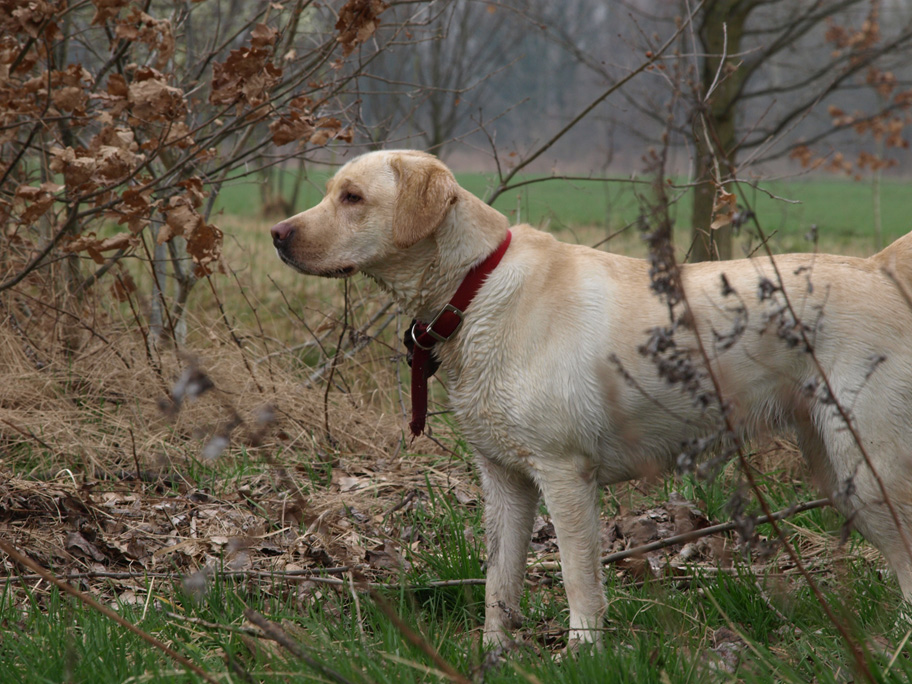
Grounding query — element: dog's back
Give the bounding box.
[873,230,912,286]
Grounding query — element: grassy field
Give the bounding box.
[217,168,912,255]
[3,172,912,682]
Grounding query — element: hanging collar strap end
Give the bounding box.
[408,230,512,436]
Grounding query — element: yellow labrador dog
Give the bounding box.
[271,149,912,648]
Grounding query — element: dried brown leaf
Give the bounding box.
[62,231,137,257]
[66,531,106,562]
[251,23,278,48]
[12,0,57,38]
[270,115,314,146]
[14,182,60,223]
[110,272,136,302]
[128,67,186,122]
[110,187,156,232]
[164,120,194,149]
[162,202,201,243]
[210,42,281,110]
[52,85,87,113]
[49,146,96,187]
[186,221,224,276]
[115,9,174,69]
[709,186,737,231]
[336,0,390,57]
[91,0,129,25]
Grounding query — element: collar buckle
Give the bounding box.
[425,303,464,343]
[410,304,464,350]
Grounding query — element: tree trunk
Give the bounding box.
[690,0,753,262]
[691,130,731,262]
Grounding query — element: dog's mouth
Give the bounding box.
[275,249,357,278]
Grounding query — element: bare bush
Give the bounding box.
[0,0,467,347]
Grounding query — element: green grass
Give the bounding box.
[9,369,908,682]
[214,168,912,255]
[5,549,909,682]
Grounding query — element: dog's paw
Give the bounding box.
[565,627,603,654]
[482,613,523,650]
[482,628,519,651]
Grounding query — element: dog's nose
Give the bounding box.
[271,221,294,247]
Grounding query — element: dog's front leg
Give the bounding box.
[477,455,540,647]
[538,459,606,650]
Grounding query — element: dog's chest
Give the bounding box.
[440,338,606,471]
[439,344,541,463]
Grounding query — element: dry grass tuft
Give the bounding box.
[2,293,459,506]
[0,216,439,477]
[0,274,478,607]
[0,214,482,611]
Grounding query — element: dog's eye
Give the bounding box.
[341,192,362,205]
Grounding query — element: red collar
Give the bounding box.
[408,230,512,436]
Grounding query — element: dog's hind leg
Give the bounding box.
[536,456,607,650]
[841,475,912,603]
[478,455,540,647]
[800,408,912,602]
[841,486,912,603]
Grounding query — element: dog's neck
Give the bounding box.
[365,193,510,321]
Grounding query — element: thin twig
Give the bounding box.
[164,611,262,638]
[6,497,831,602]
[645,98,874,680]
[244,609,361,684]
[205,275,265,394]
[9,566,358,583]
[307,304,396,385]
[739,193,912,569]
[886,627,912,674]
[323,279,350,443]
[0,418,55,453]
[349,571,366,647]
[678,239,875,683]
[600,498,830,565]
[486,1,703,205]
[0,206,79,294]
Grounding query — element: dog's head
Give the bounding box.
[270,150,459,278]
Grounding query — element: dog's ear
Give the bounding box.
[391,155,459,248]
